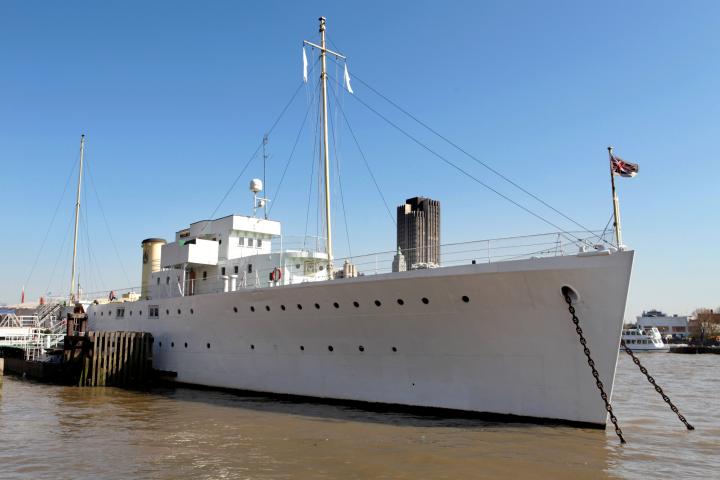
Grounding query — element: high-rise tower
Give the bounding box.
[396,197,440,268]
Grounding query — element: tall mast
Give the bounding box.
[70,134,85,301]
[319,17,334,278]
[304,17,345,279]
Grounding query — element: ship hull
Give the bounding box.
[88,250,633,427]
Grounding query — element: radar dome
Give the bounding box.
[250,178,263,193]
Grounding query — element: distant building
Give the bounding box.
[396,197,440,269]
[391,247,407,273]
[636,309,689,340]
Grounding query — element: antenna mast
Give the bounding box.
[70,134,85,302]
[304,17,346,279]
[262,133,269,219]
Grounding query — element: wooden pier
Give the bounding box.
[64,331,153,387]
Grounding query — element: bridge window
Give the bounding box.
[116,308,125,318]
[149,306,159,318]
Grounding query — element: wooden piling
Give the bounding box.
[66,331,152,388]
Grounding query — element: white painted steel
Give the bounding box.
[89,250,633,426]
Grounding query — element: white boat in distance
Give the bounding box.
[87,17,634,428]
[622,327,669,352]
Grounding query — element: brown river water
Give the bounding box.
[1,353,718,479]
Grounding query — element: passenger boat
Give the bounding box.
[621,326,669,352]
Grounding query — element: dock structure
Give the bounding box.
[64,331,153,387]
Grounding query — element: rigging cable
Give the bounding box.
[84,157,131,287]
[328,72,584,243]
[328,88,353,260]
[23,146,80,296]
[45,213,75,297]
[330,61,603,242]
[199,79,309,233]
[303,87,323,251]
[269,77,321,216]
[328,82,396,226]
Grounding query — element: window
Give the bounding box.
[149,306,159,318]
[203,271,207,281]
[156,277,160,285]
[257,238,263,248]
[248,264,253,273]
[238,237,245,246]
[248,238,254,247]
[234,265,239,274]
[221,267,226,276]
[116,308,125,318]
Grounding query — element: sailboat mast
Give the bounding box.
[319,17,334,278]
[70,134,85,301]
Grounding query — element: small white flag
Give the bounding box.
[343,63,354,94]
[302,47,308,83]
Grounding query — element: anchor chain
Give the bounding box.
[564,293,626,444]
[619,340,694,431]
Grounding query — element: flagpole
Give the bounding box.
[608,146,623,248]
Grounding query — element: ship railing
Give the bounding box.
[90,230,614,299]
[0,332,65,361]
[334,229,614,277]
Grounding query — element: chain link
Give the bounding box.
[564,294,626,444]
[619,340,694,430]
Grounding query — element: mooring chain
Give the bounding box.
[564,294,626,444]
[619,340,694,431]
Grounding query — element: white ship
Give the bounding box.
[86,18,634,428]
[622,327,669,352]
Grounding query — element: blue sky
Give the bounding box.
[1,1,718,319]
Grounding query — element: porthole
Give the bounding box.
[233,306,238,313]
[265,305,271,312]
[250,306,255,312]
[421,297,429,305]
[101,312,104,316]
[374,300,381,307]
[129,311,133,316]
[314,303,320,309]
[166,309,170,315]
[353,301,359,308]
[359,345,365,352]
[333,302,339,309]
[190,308,194,315]
[328,345,334,352]
[184,342,188,348]
[206,343,211,349]
[251,344,255,350]
[171,342,175,348]
[108,311,112,316]
[281,305,286,311]
[392,346,397,352]
[139,310,142,316]
[300,345,305,351]
[295,264,301,269]
[177,309,181,315]
[397,299,404,305]
[297,304,303,310]
[462,295,470,303]
[166,276,170,285]
[158,341,162,347]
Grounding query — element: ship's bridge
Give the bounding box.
[147,214,331,299]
